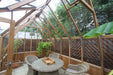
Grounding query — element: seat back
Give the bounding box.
[49,53,59,58]
[67,63,90,73]
[25,55,38,65]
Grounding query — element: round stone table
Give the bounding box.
[31,57,64,75]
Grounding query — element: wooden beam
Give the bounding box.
[48,5,71,39]
[1,9,35,36]
[8,0,36,10]
[42,13,62,39]
[35,21,55,49]
[80,38,84,63]
[32,22,48,40]
[67,1,80,10]
[60,39,63,59]
[69,39,71,64]
[0,17,11,23]
[0,36,2,59]
[38,29,48,40]
[0,36,2,71]
[6,12,15,75]
[61,0,83,38]
[30,28,33,54]
[88,0,103,75]
[79,0,94,13]
[66,0,78,6]
[27,25,45,29]
[15,20,34,35]
[0,7,36,12]
[38,18,57,41]
[24,27,26,61]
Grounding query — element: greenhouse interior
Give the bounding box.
[0,0,113,75]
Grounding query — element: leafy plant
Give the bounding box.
[37,42,52,57]
[14,39,23,51]
[83,21,113,38]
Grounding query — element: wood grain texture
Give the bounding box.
[8,0,36,10]
[0,17,11,23]
[6,12,15,75]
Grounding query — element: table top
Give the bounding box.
[31,57,64,72]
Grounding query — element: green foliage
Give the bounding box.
[83,21,113,38]
[37,42,52,57]
[14,39,23,51]
[21,0,113,37]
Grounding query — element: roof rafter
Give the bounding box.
[1,9,35,36]
[30,23,48,40]
[0,7,36,12]
[0,17,12,23]
[48,5,71,39]
[38,18,57,41]
[34,20,55,48]
[8,0,36,10]
[42,12,62,39]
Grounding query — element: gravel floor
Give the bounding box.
[12,63,67,75]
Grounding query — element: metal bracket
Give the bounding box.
[9,60,12,68]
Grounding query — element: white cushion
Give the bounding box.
[66,68,78,73]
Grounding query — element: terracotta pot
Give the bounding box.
[12,61,20,68]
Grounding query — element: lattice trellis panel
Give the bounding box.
[71,39,81,60]
[62,39,69,56]
[102,38,113,69]
[84,39,101,66]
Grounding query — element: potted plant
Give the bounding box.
[37,42,52,58]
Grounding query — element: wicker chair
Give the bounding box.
[65,63,90,75]
[49,53,59,58]
[25,55,38,75]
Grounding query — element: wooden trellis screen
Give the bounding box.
[2,36,111,70]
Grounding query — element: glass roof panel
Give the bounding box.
[0,0,17,8]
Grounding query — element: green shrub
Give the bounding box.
[37,42,52,57]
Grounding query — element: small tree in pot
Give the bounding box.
[37,42,52,57]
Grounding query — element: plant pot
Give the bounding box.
[38,51,50,58]
[12,60,21,68]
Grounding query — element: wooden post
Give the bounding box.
[48,5,71,39]
[61,0,83,38]
[6,11,15,75]
[0,36,3,71]
[1,9,35,36]
[15,33,19,61]
[24,27,26,61]
[80,38,84,63]
[60,39,63,59]
[69,39,71,64]
[30,28,33,54]
[36,28,38,50]
[88,0,103,75]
